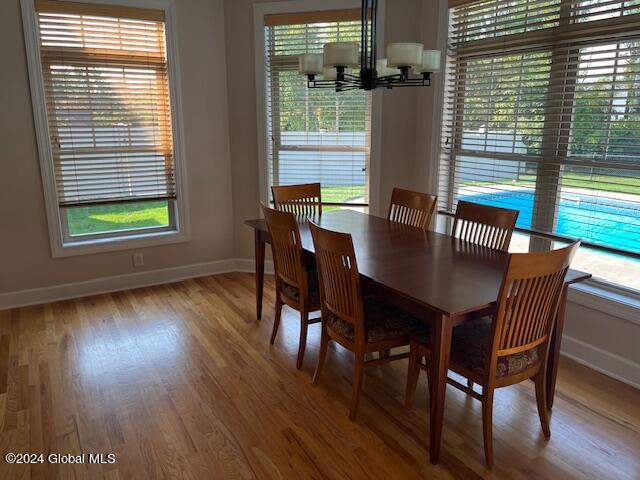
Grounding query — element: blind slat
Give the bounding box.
[441,0,640,256]
[264,15,372,205]
[36,3,175,208]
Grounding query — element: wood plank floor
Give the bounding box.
[0,273,638,479]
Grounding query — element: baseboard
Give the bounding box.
[234,258,275,274]
[0,258,241,310]
[0,258,276,311]
[561,334,640,390]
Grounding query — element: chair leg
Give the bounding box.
[467,379,474,390]
[482,387,494,468]
[312,324,329,385]
[349,352,365,421]
[296,310,309,370]
[534,370,551,438]
[270,296,283,345]
[404,343,421,410]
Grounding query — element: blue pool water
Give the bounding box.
[459,189,640,254]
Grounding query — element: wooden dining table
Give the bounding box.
[245,209,591,464]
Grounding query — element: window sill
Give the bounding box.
[568,280,640,327]
[52,229,190,258]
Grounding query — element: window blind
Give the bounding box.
[35,0,175,207]
[440,0,640,256]
[264,11,372,206]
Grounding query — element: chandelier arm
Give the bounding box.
[376,73,403,81]
[375,78,432,88]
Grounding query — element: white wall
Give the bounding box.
[564,292,640,388]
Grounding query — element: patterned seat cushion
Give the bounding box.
[325,297,430,344]
[280,269,320,306]
[450,318,540,378]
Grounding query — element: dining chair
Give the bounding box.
[262,205,321,369]
[452,200,519,251]
[452,200,520,390]
[404,241,580,467]
[272,183,322,216]
[309,221,430,421]
[388,187,438,229]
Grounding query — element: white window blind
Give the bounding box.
[264,10,372,206]
[441,0,640,257]
[35,0,175,207]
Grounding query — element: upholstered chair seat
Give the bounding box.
[280,269,320,308]
[449,318,541,378]
[326,296,430,344]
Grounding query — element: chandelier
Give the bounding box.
[297,0,441,92]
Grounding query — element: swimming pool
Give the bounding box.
[459,189,640,254]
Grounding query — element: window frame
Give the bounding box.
[438,0,640,294]
[253,0,384,210]
[21,0,190,257]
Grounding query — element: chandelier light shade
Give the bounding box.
[322,67,339,81]
[298,53,323,75]
[386,43,424,69]
[324,42,360,67]
[298,0,441,91]
[420,50,442,73]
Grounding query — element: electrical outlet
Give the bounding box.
[133,252,144,267]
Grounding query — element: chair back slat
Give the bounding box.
[262,205,305,291]
[452,201,519,251]
[492,242,580,359]
[388,188,437,229]
[272,183,322,217]
[309,222,364,333]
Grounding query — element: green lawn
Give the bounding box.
[522,173,638,195]
[462,172,638,195]
[67,201,170,236]
[66,185,368,236]
[322,185,366,211]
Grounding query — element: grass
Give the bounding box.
[67,201,170,236]
[462,172,639,195]
[322,185,366,212]
[522,173,639,195]
[66,185,368,236]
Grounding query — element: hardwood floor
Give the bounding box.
[0,273,638,479]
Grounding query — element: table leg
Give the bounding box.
[429,314,452,465]
[547,285,568,411]
[254,230,266,320]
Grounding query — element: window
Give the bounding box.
[263,10,372,207]
[440,0,640,291]
[23,0,187,255]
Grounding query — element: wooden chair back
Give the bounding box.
[489,241,580,374]
[452,201,519,251]
[309,222,364,336]
[388,188,437,229]
[272,183,322,216]
[262,205,306,296]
